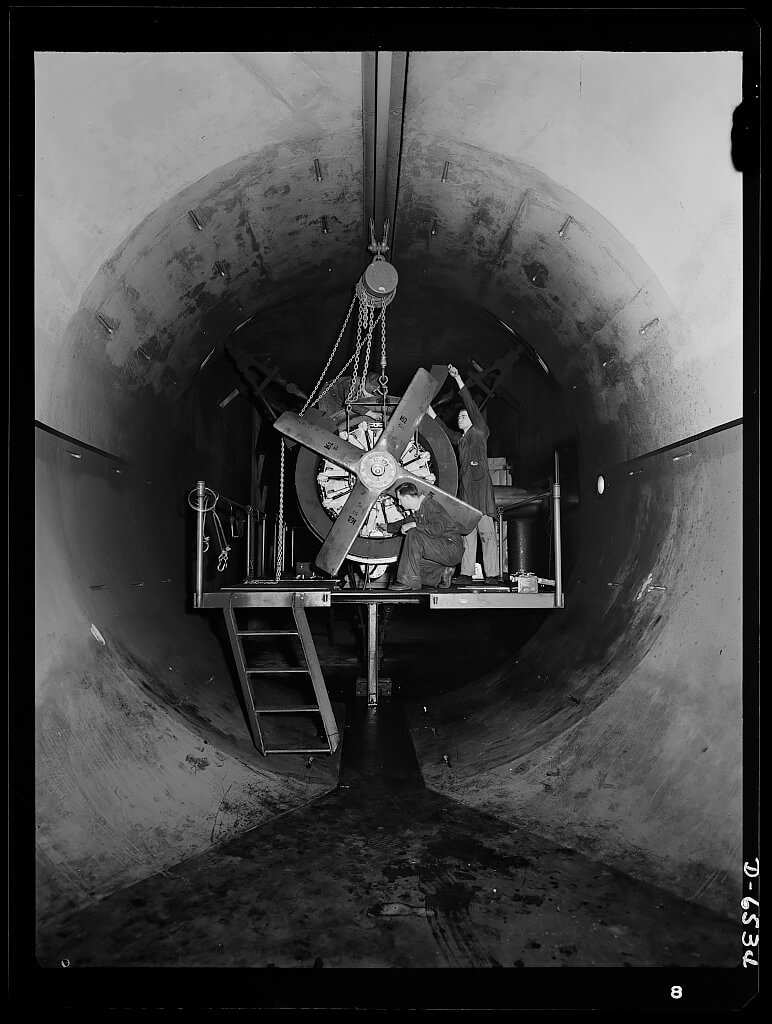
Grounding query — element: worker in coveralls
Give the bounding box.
[427,364,501,583]
[386,482,464,592]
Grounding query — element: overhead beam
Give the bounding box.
[362,51,408,250]
[362,52,376,244]
[373,50,392,236]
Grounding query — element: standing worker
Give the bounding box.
[427,364,501,584]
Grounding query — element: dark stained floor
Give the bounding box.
[36,696,736,974]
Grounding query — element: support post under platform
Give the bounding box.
[367,601,378,706]
[356,599,392,705]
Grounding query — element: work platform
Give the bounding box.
[198,580,561,610]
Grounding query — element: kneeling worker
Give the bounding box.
[386,482,464,592]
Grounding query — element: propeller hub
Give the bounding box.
[359,450,398,491]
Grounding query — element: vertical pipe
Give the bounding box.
[553,451,564,608]
[272,517,278,578]
[258,515,266,579]
[195,479,206,608]
[498,507,504,579]
[367,601,378,706]
[290,528,295,574]
[246,510,254,580]
[507,517,538,574]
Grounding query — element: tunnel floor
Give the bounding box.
[36,668,736,974]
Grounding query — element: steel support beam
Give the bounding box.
[362,51,408,249]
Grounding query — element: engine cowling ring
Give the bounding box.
[294,399,458,565]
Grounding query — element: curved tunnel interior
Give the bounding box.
[31,41,749,975]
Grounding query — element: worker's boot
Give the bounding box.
[389,579,421,592]
[455,574,473,585]
[438,566,454,589]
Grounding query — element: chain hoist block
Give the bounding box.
[358,258,399,306]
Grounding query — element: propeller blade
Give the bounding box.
[392,471,483,535]
[273,410,363,474]
[374,368,440,460]
[428,364,450,390]
[315,479,380,576]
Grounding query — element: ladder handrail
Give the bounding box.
[292,593,340,752]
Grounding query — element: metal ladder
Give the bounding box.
[223,591,340,756]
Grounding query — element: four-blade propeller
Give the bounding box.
[274,367,483,576]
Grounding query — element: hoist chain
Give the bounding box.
[299,262,391,415]
[305,305,384,415]
[300,292,358,417]
[357,305,377,398]
[275,438,286,582]
[347,302,367,403]
[378,306,389,393]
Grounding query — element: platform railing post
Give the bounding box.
[272,517,278,577]
[246,509,254,580]
[553,451,563,608]
[498,507,504,579]
[195,479,206,608]
[258,514,266,579]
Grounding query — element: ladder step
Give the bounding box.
[255,706,321,714]
[237,630,299,636]
[246,667,309,674]
[264,747,332,755]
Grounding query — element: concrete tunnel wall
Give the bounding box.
[34,51,744,924]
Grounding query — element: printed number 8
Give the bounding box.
[671,986,683,999]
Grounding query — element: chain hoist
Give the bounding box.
[301,221,397,416]
[347,219,397,403]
